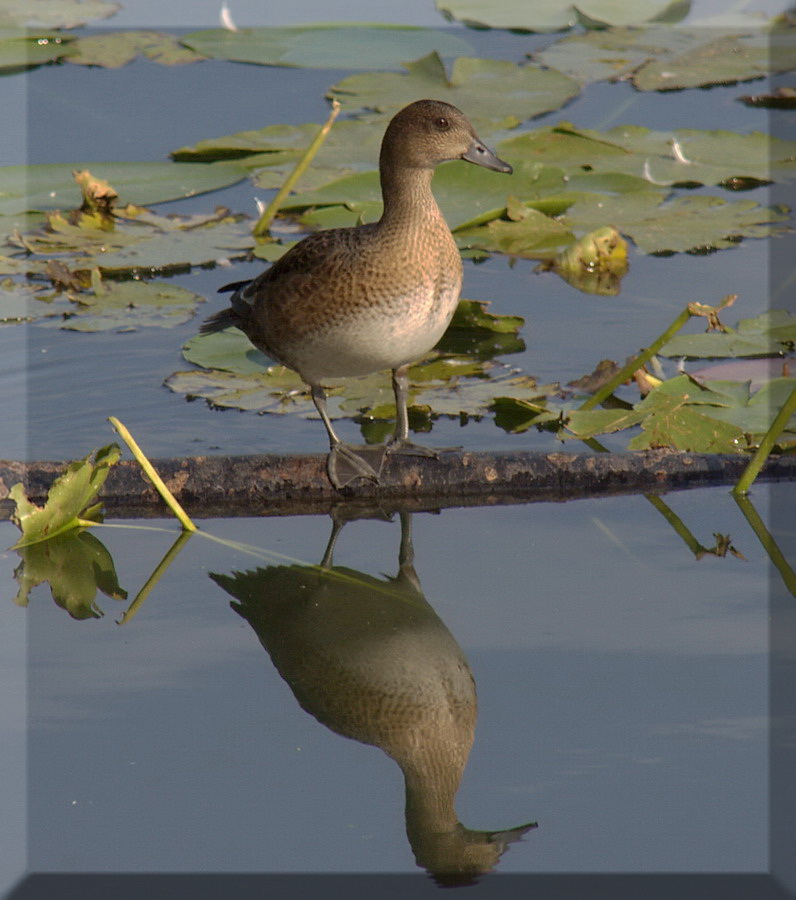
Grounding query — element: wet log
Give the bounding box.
[1,450,794,519]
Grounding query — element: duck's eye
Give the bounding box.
[435,116,450,130]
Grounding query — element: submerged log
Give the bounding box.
[1,449,794,519]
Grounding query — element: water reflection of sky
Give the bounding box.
[2,481,780,884]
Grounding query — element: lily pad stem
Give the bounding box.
[732,382,796,496]
[252,100,341,238]
[578,306,693,411]
[108,416,197,532]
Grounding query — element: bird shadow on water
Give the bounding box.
[211,509,537,886]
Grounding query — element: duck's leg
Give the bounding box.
[385,365,438,458]
[311,384,385,488]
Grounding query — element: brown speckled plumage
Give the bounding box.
[202,99,512,487]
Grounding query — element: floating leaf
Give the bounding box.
[327,52,580,126]
[497,123,796,188]
[284,160,569,233]
[436,0,689,32]
[562,190,789,254]
[0,0,120,28]
[65,30,204,68]
[0,160,248,215]
[534,25,796,90]
[9,444,120,548]
[180,24,473,70]
[0,31,73,71]
[51,276,207,331]
[7,206,254,276]
[0,279,56,322]
[13,530,126,620]
[660,310,796,358]
[458,197,574,259]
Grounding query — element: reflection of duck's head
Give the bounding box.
[214,512,534,880]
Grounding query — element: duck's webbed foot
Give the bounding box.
[384,437,439,458]
[327,442,386,488]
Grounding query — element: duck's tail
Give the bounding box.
[199,279,253,334]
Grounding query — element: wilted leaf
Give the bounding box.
[0,0,120,28]
[659,310,796,358]
[13,530,126,619]
[436,0,689,31]
[543,225,629,295]
[0,160,248,215]
[327,53,580,126]
[65,30,204,67]
[9,444,120,548]
[534,25,796,90]
[180,24,473,70]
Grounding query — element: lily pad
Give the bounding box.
[626,391,748,452]
[562,190,789,254]
[0,278,57,322]
[9,443,120,549]
[65,30,204,67]
[283,159,570,232]
[660,310,796,358]
[436,0,689,32]
[0,0,120,29]
[7,206,254,276]
[180,24,473,70]
[0,32,73,71]
[497,123,796,188]
[0,160,248,215]
[13,530,126,619]
[327,52,580,125]
[50,276,207,331]
[534,26,796,90]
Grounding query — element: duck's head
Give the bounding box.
[380,98,512,174]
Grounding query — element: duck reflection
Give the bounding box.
[212,510,535,885]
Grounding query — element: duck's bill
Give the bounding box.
[462,139,513,174]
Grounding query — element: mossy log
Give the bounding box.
[1,450,794,520]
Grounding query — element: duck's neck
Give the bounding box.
[378,163,443,229]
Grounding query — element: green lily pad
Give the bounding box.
[457,198,575,259]
[562,190,789,254]
[436,0,689,32]
[0,160,248,215]
[534,26,796,90]
[0,0,120,29]
[180,24,473,70]
[497,123,796,188]
[65,30,204,67]
[283,159,567,232]
[9,443,120,549]
[169,298,532,427]
[659,310,796,358]
[626,391,748,452]
[0,278,57,322]
[7,206,254,276]
[327,52,580,125]
[13,530,126,619]
[0,32,73,71]
[53,277,207,331]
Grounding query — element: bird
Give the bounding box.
[214,511,536,883]
[201,99,512,488]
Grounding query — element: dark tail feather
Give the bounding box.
[200,307,239,335]
[218,279,251,295]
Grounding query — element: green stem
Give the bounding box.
[732,382,796,496]
[118,529,194,625]
[108,417,197,533]
[252,100,341,239]
[578,306,693,411]
[734,494,796,598]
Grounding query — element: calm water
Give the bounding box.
[3,11,796,899]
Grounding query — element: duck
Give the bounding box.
[201,98,512,488]
[214,511,536,882]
